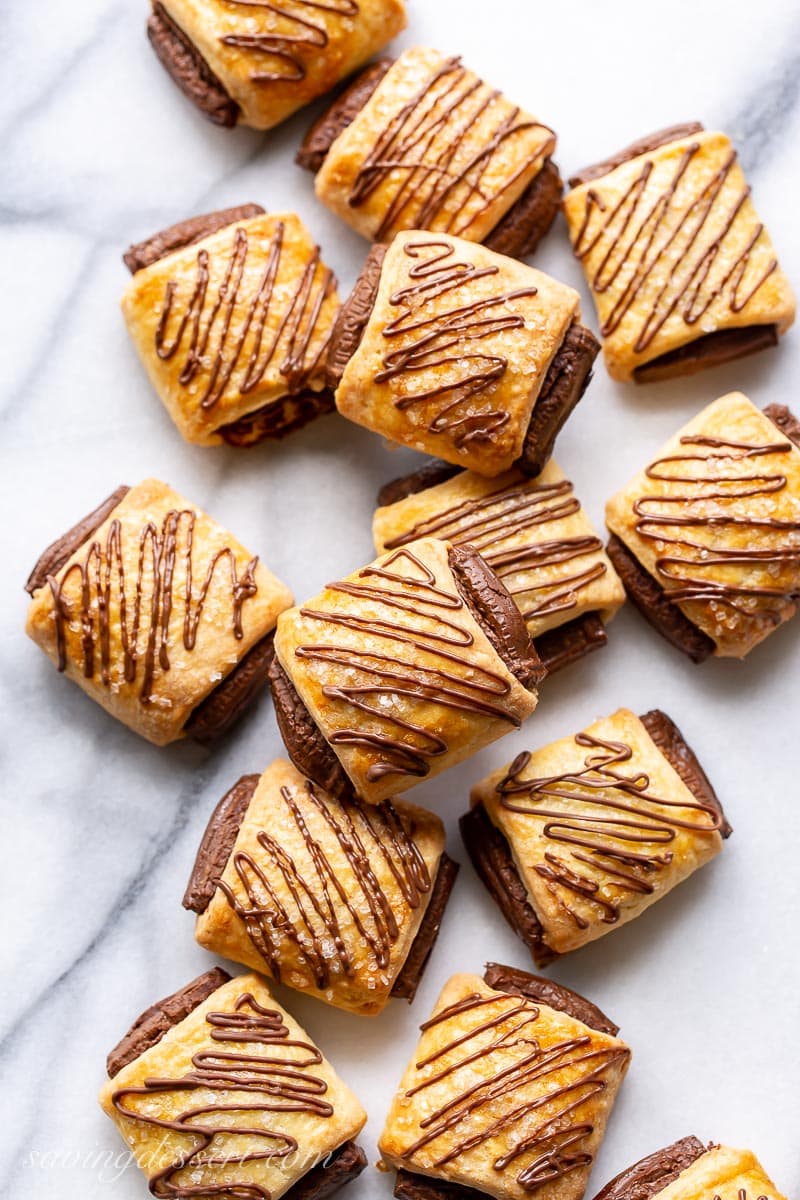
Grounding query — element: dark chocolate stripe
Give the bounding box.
[447,544,545,690]
[458,802,555,968]
[568,122,705,188]
[268,654,354,801]
[534,611,607,675]
[394,1171,486,1200]
[633,324,778,384]
[217,386,335,446]
[25,485,130,596]
[377,460,463,508]
[639,709,731,838]
[764,401,800,449]
[183,776,261,914]
[296,58,395,173]
[326,244,387,387]
[516,322,599,477]
[184,632,275,744]
[588,1136,708,1200]
[288,1142,367,1200]
[147,2,239,127]
[391,854,460,1001]
[606,533,715,663]
[483,961,620,1036]
[123,204,266,274]
[484,158,563,260]
[106,966,230,1077]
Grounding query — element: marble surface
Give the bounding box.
[2,1,800,1196]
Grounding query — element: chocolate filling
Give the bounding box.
[296,59,395,173]
[123,204,265,274]
[589,1136,709,1200]
[606,533,716,664]
[607,402,800,660]
[534,611,608,675]
[633,324,779,384]
[484,157,563,259]
[762,402,800,449]
[183,775,261,914]
[391,853,460,1001]
[268,655,355,801]
[217,387,336,447]
[286,1142,368,1200]
[326,244,388,388]
[568,122,705,188]
[394,1172,486,1200]
[376,459,463,508]
[107,967,231,1077]
[639,709,732,837]
[459,802,555,968]
[147,2,239,128]
[483,961,620,1035]
[515,322,600,477]
[447,544,545,691]
[25,486,131,596]
[461,707,728,966]
[184,632,276,745]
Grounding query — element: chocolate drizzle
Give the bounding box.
[346,55,555,242]
[112,990,332,1199]
[218,777,432,987]
[399,989,628,1191]
[385,475,607,625]
[217,1,360,85]
[376,240,538,449]
[632,432,800,628]
[47,509,258,704]
[295,547,521,784]
[154,221,335,414]
[571,140,777,352]
[497,730,723,930]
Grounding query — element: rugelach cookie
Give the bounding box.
[100,968,367,1200]
[25,479,292,745]
[330,231,599,478]
[374,459,625,674]
[184,758,459,1013]
[563,124,795,382]
[298,46,562,257]
[269,536,544,805]
[606,392,800,661]
[146,0,406,130]
[122,207,340,446]
[462,708,730,966]
[589,1137,788,1200]
[379,963,630,1200]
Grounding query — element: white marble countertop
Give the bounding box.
[2,1,799,1196]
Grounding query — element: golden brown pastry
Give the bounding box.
[304,46,561,254]
[379,964,630,1200]
[374,459,625,674]
[184,758,459,1013]
[589,1137,789,1200]
[606,392,800,661]
[122,208,340,447]
[25,479,292,745]
[146,0,407,131]
[100,968,367,1200]
[331,231,598,478]
[462,708,730,966]
[269,536,543,805]
[563,124,795,382]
